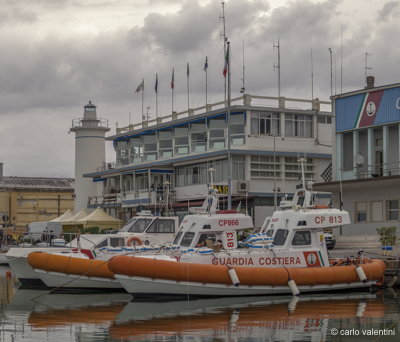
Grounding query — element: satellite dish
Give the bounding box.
[354,154,364,166]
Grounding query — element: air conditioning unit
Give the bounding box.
[237,181,248,192]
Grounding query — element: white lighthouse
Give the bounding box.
[70,101,110,212]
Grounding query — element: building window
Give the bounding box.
[209,117,225,149]
[230,114,245,145]
[250,112,280,135]
[387,200,399,221]
[250,155,280,179]
[284,157,315,180]
[371,201,383,222]
[143,134,157,161]
[174,126,189,155]
[212,159,228,182]
[158,131,173,159]
[116,140,129,166]
[191,121,207,152]
[285,114,313,137]
[129,137,143,164]
[232,156,245,180]
[355,201,367,222]
[176,162,208,187]
[135,175,148,191]
[317,116,332,124]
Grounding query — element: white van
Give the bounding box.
[25,221,62,242]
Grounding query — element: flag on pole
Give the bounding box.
[204,56,208,71]
[155,73,158,93]
[187,63,190,77]
[135,79,144,93]
[223,46,229,77]
[171,68,174,89]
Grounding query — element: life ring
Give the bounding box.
[127,236,143,246]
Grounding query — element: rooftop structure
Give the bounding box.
[315,77,400,236]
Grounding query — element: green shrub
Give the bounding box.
[376,226,397,246]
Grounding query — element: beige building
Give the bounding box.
[0,163,74,235]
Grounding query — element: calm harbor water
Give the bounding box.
[0,266,399,342]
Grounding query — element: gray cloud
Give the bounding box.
[0,0,399,177]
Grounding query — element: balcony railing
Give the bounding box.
[116,94,330,134]
[339,162,400,180]
[71,118,109,129]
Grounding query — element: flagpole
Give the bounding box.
[141,79,144,124]
[171,68,174,115]
[205,56,208,107]
[155,73,158,119]
[187,63,190,112]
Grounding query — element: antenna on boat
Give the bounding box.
[298,157,306,190]
[164,180,171,216]
[209,167,215,189]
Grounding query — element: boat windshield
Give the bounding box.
[265,229,274,237]
[273,229,289,246]
[122,218,153,233]
[173,231,183,245]
[180,232,195,247]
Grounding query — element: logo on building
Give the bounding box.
[355,90,384,128]
[366,102,376,116]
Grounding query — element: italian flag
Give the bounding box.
[223,45,229,77]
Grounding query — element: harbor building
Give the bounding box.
[315,77,400,236]
[70,101,110,212]
[0,163,74,235]
[84,94,332,226]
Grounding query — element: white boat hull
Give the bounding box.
[116,274,376,298]
[34,269,122,290]
[6,247,73,284]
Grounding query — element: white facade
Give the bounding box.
[70,101,110,212]
[85,95,332,225]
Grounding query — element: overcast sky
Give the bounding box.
[0,0,399,178]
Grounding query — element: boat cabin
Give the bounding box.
[117,213,179,245]
[172,212,253,249]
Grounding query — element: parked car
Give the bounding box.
[324,233,336,250]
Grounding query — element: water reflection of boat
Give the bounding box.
[110,293,386,341]
[6,288,131,313]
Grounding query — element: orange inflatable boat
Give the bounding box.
[108,255,386,297]
[109,255,385,286]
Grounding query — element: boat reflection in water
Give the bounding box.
[2,283,394,342]
[110,293,386,341]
